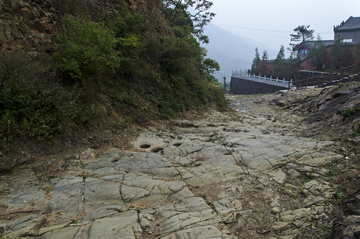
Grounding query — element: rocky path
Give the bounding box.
[0,89,351,238]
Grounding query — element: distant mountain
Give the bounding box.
[202,23,277,83]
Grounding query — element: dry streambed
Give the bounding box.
[0,88,357,239]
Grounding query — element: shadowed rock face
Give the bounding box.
[1,87,351,238]
[332,189,360,239]
[274,82,360,140]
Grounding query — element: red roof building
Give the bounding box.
[295,16,360,70]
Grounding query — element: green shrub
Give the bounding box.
[0,51,90,141]
[341,107,360,117]
[54,16,121,84]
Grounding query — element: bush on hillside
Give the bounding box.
[0,0,227,144]
[54,16,121,84]
[0,51,92,141]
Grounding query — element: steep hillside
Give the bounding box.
[0,0,172,51]
[0,0,227,154]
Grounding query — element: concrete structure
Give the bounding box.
[230,70,292,95]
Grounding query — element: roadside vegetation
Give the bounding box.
[0,0,226,146]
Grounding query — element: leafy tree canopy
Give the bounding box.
[203,58,220,75]
[291,25,315,42]
[289,25,314,51]
[271,45,286,78]
[355,40,360,63]
[250,48,260,75]
[306,36,327,71]
[281,52,302,80]
[330,38,353,70]
[258,50,269,75]
[162,0,215,44]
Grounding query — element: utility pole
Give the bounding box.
[223,76,227,94]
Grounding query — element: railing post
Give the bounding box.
[330,70,333,83]
[317,75,320,88]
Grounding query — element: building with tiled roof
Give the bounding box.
[294,16,360,70]
[334,16,360,43]
[296,16,360,55]
[296,40,334,60]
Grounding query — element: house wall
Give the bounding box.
[301,45,356,71]
[300,59,314,71]
[335,31,360,44]
[325,46,333,69]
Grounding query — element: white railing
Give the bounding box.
[232,70,293,88]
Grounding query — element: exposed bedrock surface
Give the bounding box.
[2,86,360,238]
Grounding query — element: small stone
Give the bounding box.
[271,195,280,207]
[287,169,300,177]
[292,219,304,227]
[272,221,290,229]
[268,169,287,184]
[232,200,242,210]
[272,207,281,213]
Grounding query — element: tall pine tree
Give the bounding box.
[250,48,261,75]
[331,38,353,69]
[271,45,286,78]
[306,37,327,71]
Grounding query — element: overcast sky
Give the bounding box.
[208,0,360,58]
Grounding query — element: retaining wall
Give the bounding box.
[229,77,289,95]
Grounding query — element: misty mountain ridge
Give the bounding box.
[202,23,277,82]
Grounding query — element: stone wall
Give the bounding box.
[229,77,288,95]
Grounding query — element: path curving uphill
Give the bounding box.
[1,86,359,238]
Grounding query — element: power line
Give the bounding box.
[212,22,333,35]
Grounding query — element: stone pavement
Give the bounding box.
[0,92,345,238]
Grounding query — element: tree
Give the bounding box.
[250,48,260,75]
[162,0,216,44]
[258,50,269,75]
[306,37,327,71]
[222,76,227,93]
[330,38,353,70]
[54,16,121,83]
[289,25,314,51]
[202,58,220,76]
[271,45,286,78]
[354,40,360,63]
[284,52,302,80]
